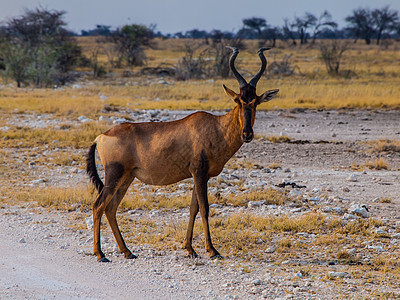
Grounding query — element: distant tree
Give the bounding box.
[6,7,68,46]
[345,8,375,44]
[81,25,112,36]
[110,24,154,66]
[209,30,225,42]
[236,27,258,39]
[310,11,338,44]
[173,32,185,39]
[318,28,343,39]
[0,7,81,87]
[260,26,281,47]
[293,12,317,44]
[282,19,297,45]
[185,29,208,39]
[372,6,399,44]
[0,41,30,87]
[282,11,338,46]
[242,17,267,37]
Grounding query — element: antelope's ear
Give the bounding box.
[223,84,239,102]
[258,89,279,104]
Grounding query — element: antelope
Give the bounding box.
[86,47,279,262]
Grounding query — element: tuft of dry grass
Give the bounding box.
[337,218,382,236]
[365,157,390,170]
[266,135,292,143]
[350,157,390,171]
[367,139,400,154]
[379,197,392,203]
[225,158,256,170]
[268,161,282,169]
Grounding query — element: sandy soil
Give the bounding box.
[1,109,399,299]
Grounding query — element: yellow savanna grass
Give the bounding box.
[367,139,400,153]
[1,38,400,117]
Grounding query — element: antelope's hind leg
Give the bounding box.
[104,175,137,259]
[92,162,127,262]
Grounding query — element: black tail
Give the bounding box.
[86,143,104,193]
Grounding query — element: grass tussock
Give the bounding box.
[367,139,400,154]
[337,218,382,236]
[266,135,293,143]
[379,197,392,203]
[268,161,282,169]
[225,158,256,170]
[365,157,390,170]
[351,157,390,171]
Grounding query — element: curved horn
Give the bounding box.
[226,46,247,88]
[249,47,271,88]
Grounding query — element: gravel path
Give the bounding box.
[0,206,234,299]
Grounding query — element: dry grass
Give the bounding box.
[379,197,392,203]
[265,135,293,143]
[120,190,191,211]
[268,161,282,169]
[365,157,390,170]
[351,157,390,171]
[6,186,96,210]
[367,139,400,154]
[116,211,392,263]
[215,187,289,207]
[1,38,400,117]
[0,122,110,149]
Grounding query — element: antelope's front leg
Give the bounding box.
[192,161,222,259]
[184,189,199,258]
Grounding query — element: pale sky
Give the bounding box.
[1,0,399,34]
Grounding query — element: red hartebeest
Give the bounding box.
[86,47,279,262]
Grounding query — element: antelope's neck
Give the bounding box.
[218,106,243,156]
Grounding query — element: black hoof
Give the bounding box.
[211,254,223,260]
[98,256,111,263]
[189,252,198,259]
[127,253,138,259]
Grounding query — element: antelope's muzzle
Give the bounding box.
[242,130,254,143]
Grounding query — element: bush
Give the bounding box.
[319,41,349,75]
[268,54,297,76]
[174,37,244,81]
[174,43,208,80]
[109,24,154,66]
[0,7,82,87]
